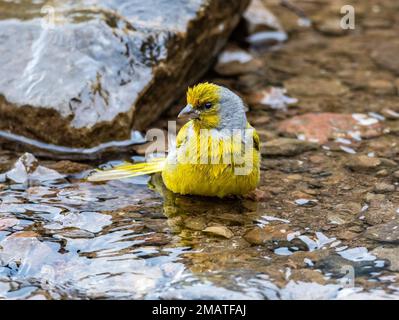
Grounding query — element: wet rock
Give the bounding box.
[10,231,39,238]
[337,230,358,241]
[267,186,284,195]
[243,227,269,245]
[315,254,382,277]
[364,192,385,202]
[58,229,96,239]
[301,188,319,196]
[137,232,170,246]
[242,0,282,35]
[243,225,300,249]
[327,212,354,225]
[245,29,287,49]
[290,269,326,285]
[288,250,330,268]
[246,225,292,246]
[365,219,399,244]
[382,108,399,119]
[345,155,382,172]
[368,79,396,95]
[166,216,185,233]
[294,232,336,251]
[279,113,383,144]
[261,138,317,156]
[294,198,318,207]
[184,216,207,231]
[371,247,399,272]
[364,200,397,226]
[45,161,92,174]
[371,41,399,75]
[246,87,298,110]
[373,182,395,193]
[245,188,269,202]
[348,225,364,233]
[309,155,326,164]
[5,153,64,183]
[375,158,398,169]
[214,47,262,76]
[334,202,362,216]
[0,0,249,148]
[336,246,376,262]
[376,169,389,177]
[364,140,399,160]
[284,77,348,97]
[203,226,234,239]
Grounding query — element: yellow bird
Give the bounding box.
[88,83,260,198]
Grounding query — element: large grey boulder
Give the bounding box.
[0,0,248,147]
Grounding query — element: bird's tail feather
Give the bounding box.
[87,158,165,182]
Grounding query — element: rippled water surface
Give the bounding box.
[0,153,398,300]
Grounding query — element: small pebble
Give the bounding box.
[374,182,395,193]
[376,169,389,177]
[203,226,234,239]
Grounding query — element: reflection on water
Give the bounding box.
[1,156,398,300]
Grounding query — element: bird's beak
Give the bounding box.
[178,104,199,119]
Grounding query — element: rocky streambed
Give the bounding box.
[1,0,399,300]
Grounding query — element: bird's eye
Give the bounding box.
[204,103,212,109]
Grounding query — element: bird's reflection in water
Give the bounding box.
[148,173,260,236]
[148,174,267,285]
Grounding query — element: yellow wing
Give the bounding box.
[87,122,195,182]
[87,157,165,182]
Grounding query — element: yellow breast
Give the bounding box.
[162,122,260,197]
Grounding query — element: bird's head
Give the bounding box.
[178,82,247,129]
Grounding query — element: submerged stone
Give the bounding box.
[345,155,397,172]
[371,41,399,75]
[202,226,234,239]
[365,219,399,244]
[0,0,249,147]
[371,247,399,272]
[4,153,64,183]
[261,138,318,156]
[315,254,383,278]
[373,182,395,194]
[364,200,397,226]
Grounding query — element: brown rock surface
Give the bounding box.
[278,113,383,144]
[0,0,249,148]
